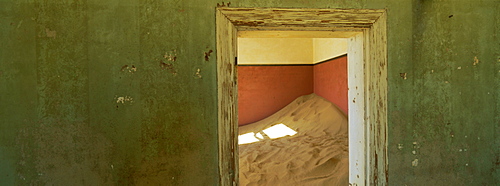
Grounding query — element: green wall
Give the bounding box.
[0,0,498,185]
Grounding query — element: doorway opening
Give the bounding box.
[216,8,387,186]
[237,34,350,185]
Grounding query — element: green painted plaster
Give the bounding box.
[0,0,498,185]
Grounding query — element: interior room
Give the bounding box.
[237,36,350,185]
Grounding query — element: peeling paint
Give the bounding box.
[412,159,419,167]
[399,73,407,79]
[195,68,202,79]
[121,65,137,73]
[116,96,133,104]
[160,62,177,75]
[217,2,231,7]
[204,49,213,61]
[412,142,420,151]
[164,50,177,62]
[159,50,178,75]
[473,56,479,65]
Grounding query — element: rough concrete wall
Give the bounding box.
[0,0,218,185]
[387,1,499,185]
[0,0,498,185]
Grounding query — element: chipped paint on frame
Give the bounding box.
[216,7,387,186]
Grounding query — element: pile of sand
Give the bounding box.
[239,93,348,186]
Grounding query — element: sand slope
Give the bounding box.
[239,93,348,186]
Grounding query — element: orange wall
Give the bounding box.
[237,65,313,125]
[238,55,348,126]
[313,56,348,114]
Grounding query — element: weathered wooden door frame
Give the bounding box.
[216,8,387,186]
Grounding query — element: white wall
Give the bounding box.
[238,37,347,65]
[238,38,312,65]
[313,38,348,62]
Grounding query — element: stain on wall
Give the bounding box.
[0,0,498,185]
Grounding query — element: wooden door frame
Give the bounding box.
[216,7,387,186]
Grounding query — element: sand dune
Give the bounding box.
[239,93,348,186]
